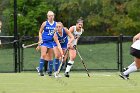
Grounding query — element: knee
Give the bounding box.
[55,55,60,59]
[70,55,76,60]
[47,56,53,60]
[54,53,60,59]
[41,54,46,59]
[70,57,75,61]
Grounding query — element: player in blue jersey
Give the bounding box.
[52,22,74,78]
[37,11,63,76]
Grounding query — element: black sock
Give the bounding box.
[44,60,48,72]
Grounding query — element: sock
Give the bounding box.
[123,65,137,75]
[54,59,60,72]
[39,59,44,71]
[128,61,135,68]
[65,60,74,73]
[48,60,53,72]
[44,60,48,72]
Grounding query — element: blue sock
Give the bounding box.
[39,59,44,71]
[48,60,53,72]
[54,59,60,72]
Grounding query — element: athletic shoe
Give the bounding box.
[54,72,62,78]
[48,72,52,76]
[64,72,70,78]
[36,67,39,72]
[39,70,44,76]
[119,72,129,80]
[123,67,129,77]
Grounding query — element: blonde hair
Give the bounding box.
[47,11,54,16]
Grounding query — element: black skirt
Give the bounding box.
[130,47,140,59]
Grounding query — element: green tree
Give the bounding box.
[1,0,140,36]
[2,0,54,36]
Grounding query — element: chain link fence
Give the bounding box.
[0,35,134,72]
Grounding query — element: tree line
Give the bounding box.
[0,0,140,36]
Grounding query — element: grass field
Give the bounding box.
[0,72,140,93]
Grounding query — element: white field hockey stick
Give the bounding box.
[57,49,69,75]
[74,45,90,77]
[22,43,38,48]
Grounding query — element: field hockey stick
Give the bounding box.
[74,45,90,77]
[22,43,38,48]
[57,49,69,75]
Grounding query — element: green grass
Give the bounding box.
[0,72,140,93]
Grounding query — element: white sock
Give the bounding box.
[128,61,135,68]
[65,60,74,73]
[123,65,137,75]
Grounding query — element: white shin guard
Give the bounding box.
[65,60,74,73]
[123,65,137,75]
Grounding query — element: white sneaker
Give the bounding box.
[54,72,62,78]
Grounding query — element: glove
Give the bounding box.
[73,45,77,49]
[61,54,65,62]
[36,46,40,51]
[62,54,64,58]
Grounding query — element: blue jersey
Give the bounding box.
[42,21,56,41]
[53,28,68,49]
[57,28,68,44]
[40,21,56,48]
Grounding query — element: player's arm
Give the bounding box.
[53,33,64,57]
[69,26,74,33]
[133,33,140,42]
[64,27,74,45]
[38,21,46,44]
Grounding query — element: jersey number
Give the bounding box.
[74,35,79,39]
[48,30,54,36]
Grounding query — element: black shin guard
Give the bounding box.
[44,60,48,72]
